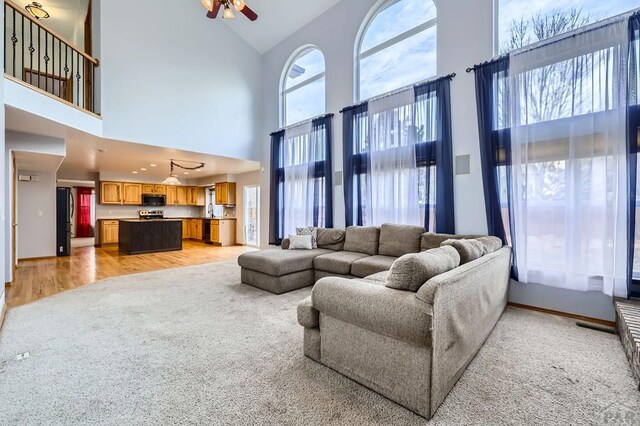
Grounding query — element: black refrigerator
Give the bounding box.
[56,187,73,256]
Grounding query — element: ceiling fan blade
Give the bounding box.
[206,1,221,19]
[240,5,258,21]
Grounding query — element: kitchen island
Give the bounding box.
[118,219,183,254]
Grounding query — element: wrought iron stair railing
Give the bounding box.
[4,0,99,115]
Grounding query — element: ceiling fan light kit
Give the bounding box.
[25,2,50,19]
[202,0,258,22]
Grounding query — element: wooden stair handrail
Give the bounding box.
[5,0,99,66]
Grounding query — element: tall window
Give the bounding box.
[343,78,454,233]
[356,0,437,101]
[281,47,326,126]
[497,0,638,53]
[475,14,639,297]
[269,115,333,245]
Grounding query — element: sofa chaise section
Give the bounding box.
[299,246,512,419]
[238,247,332,294]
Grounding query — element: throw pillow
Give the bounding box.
[385,246,461,292]
[289,234,313,250]
[281,238,290,250]
[475,236,502,255]
[296,227,318,249]
[440,239,484,264]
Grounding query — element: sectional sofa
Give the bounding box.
[237,224,511,419]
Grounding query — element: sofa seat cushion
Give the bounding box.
[238,247,332,276]
[476,236,503,254]
[351,255,397,278]
[343,226,380,255]
[379,224,425,257]
[312,277,433,346]
[314,251,370,275]
[386,246,460,292]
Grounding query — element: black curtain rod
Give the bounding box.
[339,72,456,114]
[466,55,509,73]
[269,113,335,136]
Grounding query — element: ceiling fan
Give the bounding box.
[201,0,258,21]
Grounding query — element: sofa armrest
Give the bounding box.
[416,247,511,415]
[297,296,319,328]
[312,277,433,346]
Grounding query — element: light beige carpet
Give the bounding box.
[0,261,638,425]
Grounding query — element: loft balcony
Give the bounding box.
[4,0,99,116]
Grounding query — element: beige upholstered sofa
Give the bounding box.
[239,224,511,418]
[298,242,511,419]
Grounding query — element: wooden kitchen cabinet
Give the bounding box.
[122,183,142,205]
[154,185,166,195]
[166,186,177,205]
[211,219,236,246]
[100,182,122,205]
[215,182,236,205]
[190,219,203,240]
[99,220,119,245]
[196,187,205,206]
[182,219,190,238]
[141,184,155,194]
[176,186,187,206]
[186,187,196,206]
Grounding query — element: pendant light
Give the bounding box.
[162,161,182,186]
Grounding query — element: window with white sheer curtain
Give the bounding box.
[503,17,629,296]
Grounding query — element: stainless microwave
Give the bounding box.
[142,194,166,207]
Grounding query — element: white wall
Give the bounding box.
[96,0,263,162]
[17,170,57,259]
[258,0,615,321]
[4,131,65,283]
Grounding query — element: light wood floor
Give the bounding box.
[4,241,255,308]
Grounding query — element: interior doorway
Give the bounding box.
[243,186,260,247]
[57,180,96,249]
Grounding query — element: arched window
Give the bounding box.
[281,47,326,126]
[356,0,437,101]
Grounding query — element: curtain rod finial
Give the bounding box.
[466,67,473,73]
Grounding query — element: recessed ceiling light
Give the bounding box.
[132,171,138,174]
[150,164,157,167]
[140,168,147,171]
[196,169,201,172]
[184,172,189,175]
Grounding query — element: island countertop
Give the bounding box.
[119,219,183,223]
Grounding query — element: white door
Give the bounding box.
[243,186,260,247]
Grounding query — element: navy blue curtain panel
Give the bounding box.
[341,103,369,227]
[268,130,285,245]
[416,77,455,233]
[473,57,519,279]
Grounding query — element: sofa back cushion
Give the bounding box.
[441,239,484,264]
[420,232,480,251]
[378,224,425,257]
[343,226,380,255]
[476,236,502,254]
[385,246,461,292]
[316,228,346,251]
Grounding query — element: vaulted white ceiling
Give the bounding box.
[217,0,343,53]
